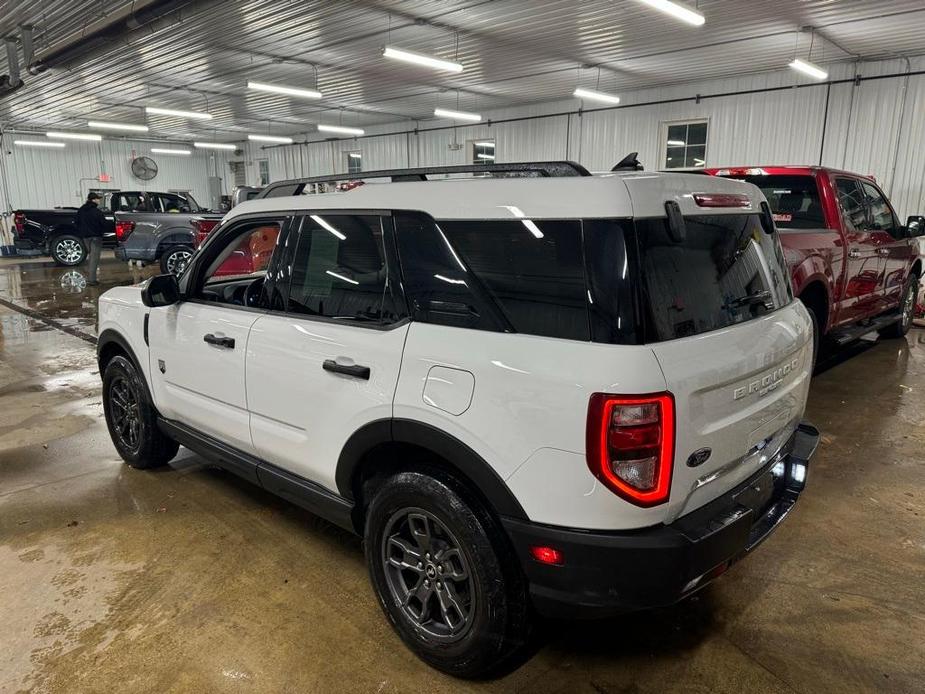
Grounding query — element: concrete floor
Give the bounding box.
[0,255,923,694]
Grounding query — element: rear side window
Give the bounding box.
[440,220,590,341]
[634,214,791,341]
[737,175,825,229]
[286,214,400,325]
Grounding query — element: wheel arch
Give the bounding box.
[337,419,529,533]
[798,279,830,334]
[97,328,143,374]
[155,229,195,254]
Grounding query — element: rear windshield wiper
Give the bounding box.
[727,290,773,309]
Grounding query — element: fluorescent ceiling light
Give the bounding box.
[477,153,495,160]
[317,124,365,136]
[146,106,213,120]
[383,46,463,73]
[15,140,66,148]
[326,270,358,285]
[311,215,346,240]
[247,81,322,99]
[47,131,102,141]
[150,147,191,155]
[667,139,686,146]
[635,0,705,26]
[474,141,495,148]
[789,58,828,80]
[434,107,481,122]
[87,120,149,132]
[194,141,237,150]
[572,87,621,105]
[248,134,293,144]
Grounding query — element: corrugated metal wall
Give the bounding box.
[3,56,925,221]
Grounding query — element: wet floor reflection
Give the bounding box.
[0,254,158,336]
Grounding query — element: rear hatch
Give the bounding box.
[622,174,813,521]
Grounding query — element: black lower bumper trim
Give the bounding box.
[503,421,819,619]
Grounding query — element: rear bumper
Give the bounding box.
[503,421,819,619]
[13,238,44,254]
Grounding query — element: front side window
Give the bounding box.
[664,121,708,169]
[195,221,282,306]
[634,214,791,341]
[287,214,399,324]
[835,178,867,231]
[860,181,897,233]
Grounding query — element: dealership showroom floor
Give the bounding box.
[3,1,925,693]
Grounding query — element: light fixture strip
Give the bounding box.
[573,87,621,105]
[434,107,482,122]
[150,148,191,155]
[146,106,213,120]
[14,140,66,148]
[193,141,237,150]
[383,46,463,73]
[789,58,828,80]
[87,120,149,132]
[634,0,705,26]
[247,81,322,99]
[248,134,294,144]
[317,124,365,136]
[46,131,102,141]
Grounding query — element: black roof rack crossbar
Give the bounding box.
[258,161,591,199]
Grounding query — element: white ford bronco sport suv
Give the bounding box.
[98,160,819,677]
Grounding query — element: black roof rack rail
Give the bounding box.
[258,161,591,199]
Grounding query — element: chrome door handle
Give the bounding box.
[848,249,861,259]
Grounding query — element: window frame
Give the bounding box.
[859,180,900,236]
[468,139,496,165]
[269,209,409,331]
[346,151,363,174]
[834,177,869,233]
[659,118,709,170]
[180,213,294,315]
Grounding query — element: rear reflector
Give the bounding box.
[693,192,751,208]
[530,546,564,566]
[586,393,675,507]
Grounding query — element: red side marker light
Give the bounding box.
[530,546,564,566]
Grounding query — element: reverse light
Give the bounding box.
[586,393,675,506]
[530,546,564,566]
[115,220,135,242]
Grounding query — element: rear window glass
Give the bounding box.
[734,175,825,229]
[634,214,792,342]
[440,220,590,341]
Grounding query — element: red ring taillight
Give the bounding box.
[586,392,675,507]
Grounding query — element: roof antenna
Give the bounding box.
[612,152,643,171]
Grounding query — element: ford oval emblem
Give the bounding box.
[687,448,712,467]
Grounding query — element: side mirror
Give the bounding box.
[141,274,180,307]
[905,215,925,237]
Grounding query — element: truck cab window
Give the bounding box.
[835,179,867,232]
[860,182,898,234]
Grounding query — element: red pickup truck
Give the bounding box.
[706,166,924,359]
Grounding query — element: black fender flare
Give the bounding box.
[336,418,528,520]
[97,328,143,373]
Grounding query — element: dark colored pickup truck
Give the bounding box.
[13,191,208,266]
[707,166,924,360]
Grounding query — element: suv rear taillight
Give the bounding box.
[13,211,25,235]
[115,220,135,242]
[586,393,675,507]
[192,218,219,248]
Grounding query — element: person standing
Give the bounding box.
[75,192,106,285]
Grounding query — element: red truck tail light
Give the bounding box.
[193,218,219,248]
[586,393,675,507]
[13,211,25,235]
[115,220,135,242]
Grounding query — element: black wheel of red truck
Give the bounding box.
[50,235,86,266]
[880,275,919,339]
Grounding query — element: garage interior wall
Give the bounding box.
[249,55,925,218]
[2,56,924,219]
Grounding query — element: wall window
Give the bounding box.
[662,120,708,169]
[258,159,270,186]
[470,139,495,164]
[346,151,362,174]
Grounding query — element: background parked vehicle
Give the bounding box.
[707,166,924,359]
[13,205,116,265]
[112,191,223,274]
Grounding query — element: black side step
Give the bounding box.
[828,313,899,346]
